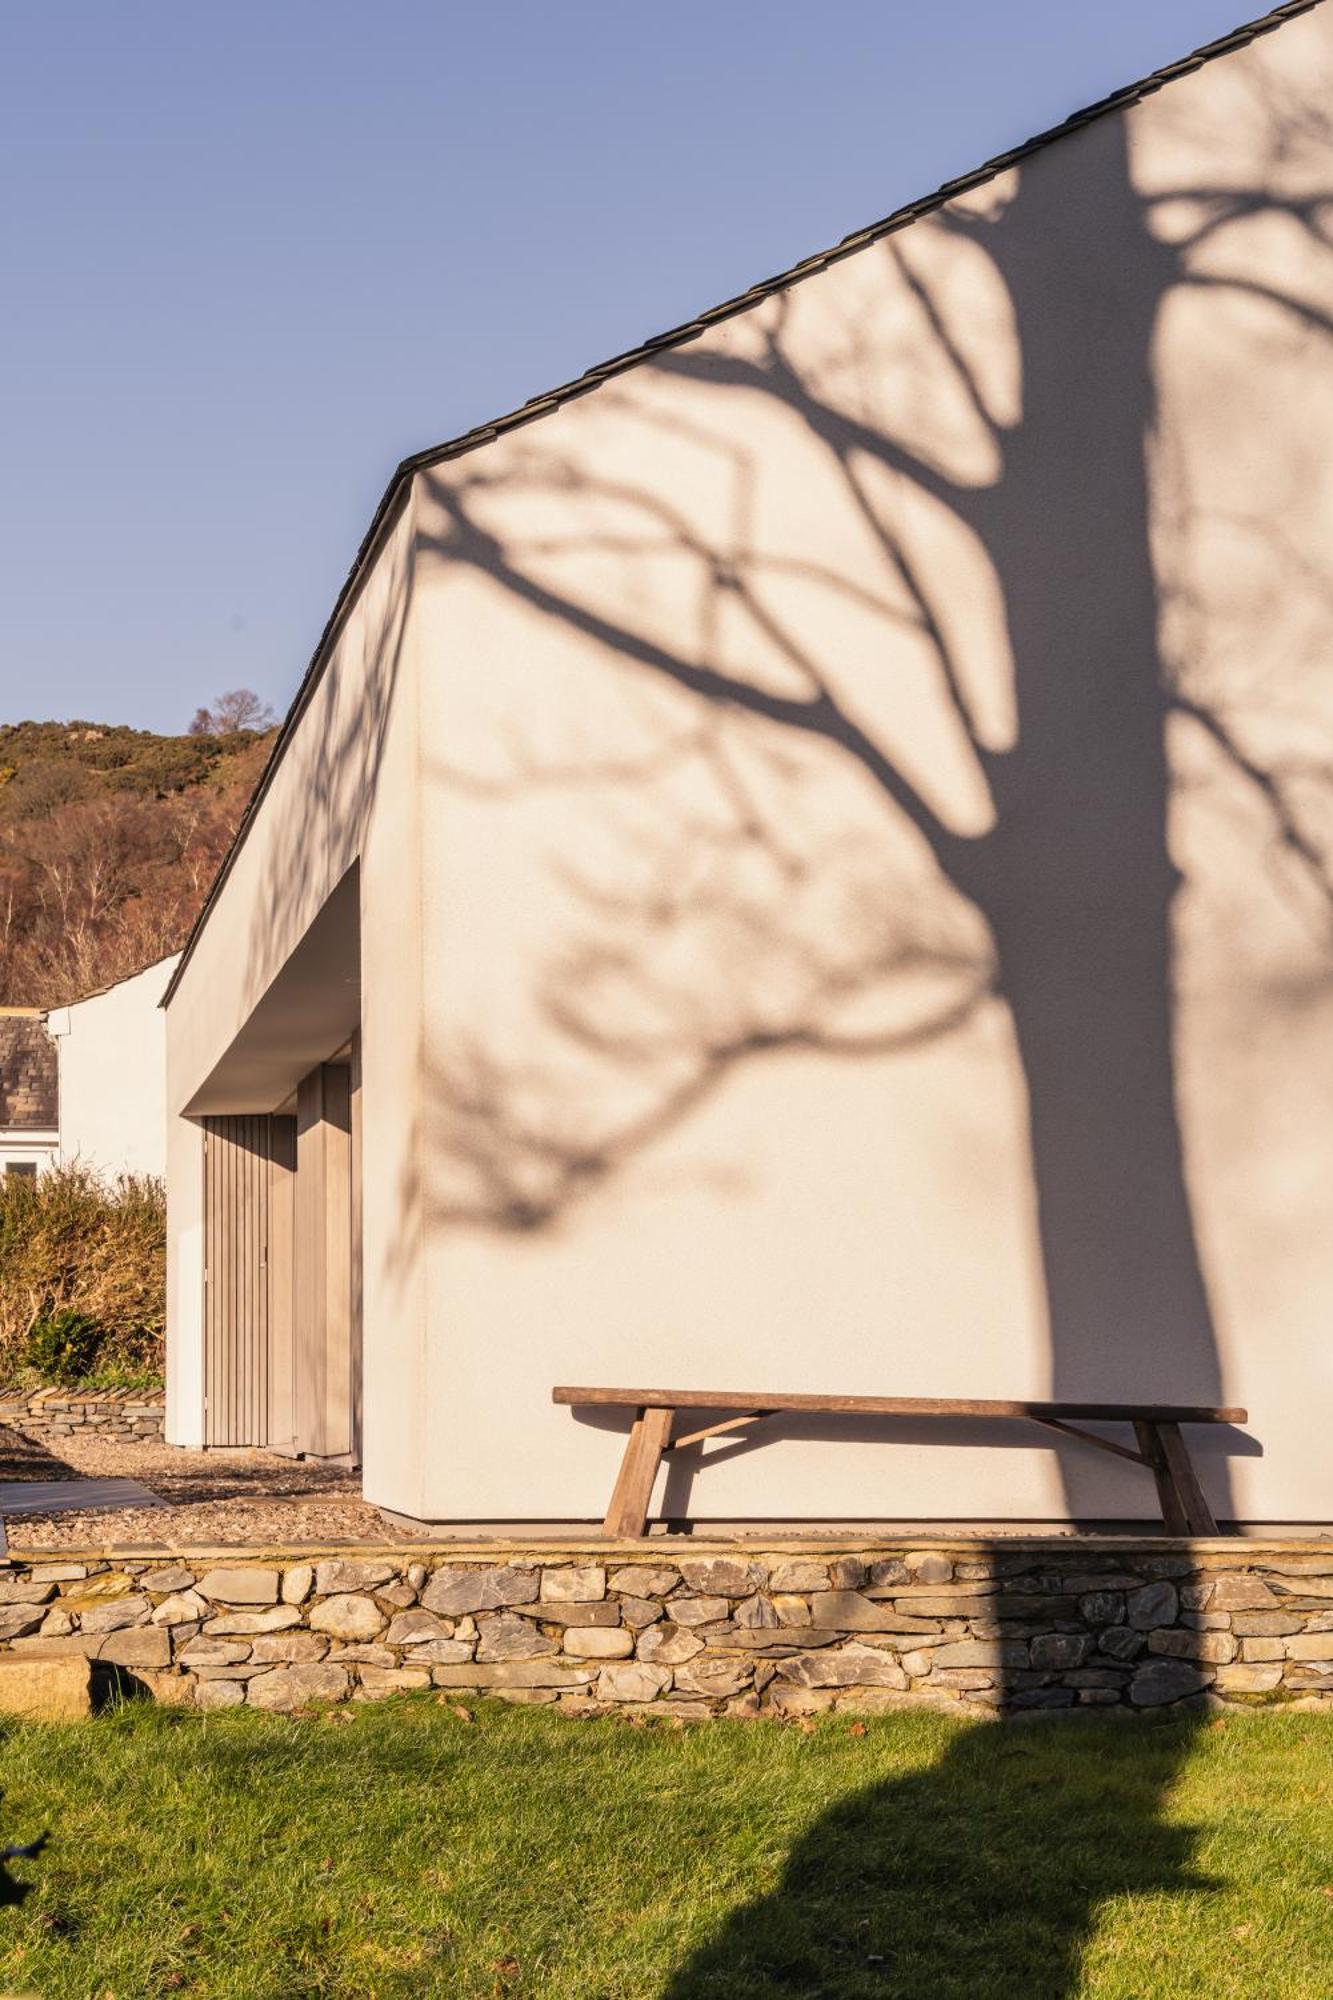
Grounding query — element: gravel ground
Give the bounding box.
[0,1423,388,1548]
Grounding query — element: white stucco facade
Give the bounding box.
[47,954,178,1181]
[163,4,1333,1527]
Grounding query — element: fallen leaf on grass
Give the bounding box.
[435,1696,475,1721]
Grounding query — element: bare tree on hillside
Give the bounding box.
[189,689,275,736]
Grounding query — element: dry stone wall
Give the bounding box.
[1,1539,1331,1716]
[0,1388,165,1442]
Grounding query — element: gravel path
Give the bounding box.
[0,1424,387,1548]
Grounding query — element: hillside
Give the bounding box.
[0,720,272,1006]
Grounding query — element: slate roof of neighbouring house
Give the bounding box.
[163,0,1324,1006]
[0,1015,57,1130]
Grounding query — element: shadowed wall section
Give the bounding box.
[165,495,418,1457]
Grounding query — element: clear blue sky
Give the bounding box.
[0,0,1263,733]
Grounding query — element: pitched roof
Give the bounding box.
[163,0,1324,1006]
[52,949,181,1014]
[0,1015,57,1131]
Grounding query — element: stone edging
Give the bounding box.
[0,1538,1330,1717]
[0,1388,165,1442]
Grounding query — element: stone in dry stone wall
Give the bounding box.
[248,1664,349,1712]
[197,1568,280,1606]
[0,1543,1331,1717]
[309,1595,385,1641]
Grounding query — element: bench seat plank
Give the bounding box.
[553,1387,1246,1424]
[553,1387,1245,1539]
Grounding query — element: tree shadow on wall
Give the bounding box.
[410,59,1333,1523]
[663,1707,1210,2000]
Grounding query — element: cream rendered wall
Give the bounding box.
[164,492,426,1468]
[405,5,1333,1523]
[48,955,178,1180]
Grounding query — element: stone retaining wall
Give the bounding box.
[0,1538,1330,1716]
[0,1387,165,1442]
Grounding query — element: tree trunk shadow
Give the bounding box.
[663,1706,1210,1999]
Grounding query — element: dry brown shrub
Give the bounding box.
[0,1163,164,1379]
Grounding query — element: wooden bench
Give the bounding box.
[552,1387,1247,1539]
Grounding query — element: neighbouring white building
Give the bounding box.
[44,954,179,1182]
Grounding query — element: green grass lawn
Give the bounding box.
[0,1698,1330,1998]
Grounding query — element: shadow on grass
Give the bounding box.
[0,1824,46,1909]
[664,1712,1211,2000]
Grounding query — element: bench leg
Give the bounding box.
[1155,1421,1219,1535]
[1133,1421,1189,1535]
[1133,1420,1217,1536]
[603,1406,673,1538]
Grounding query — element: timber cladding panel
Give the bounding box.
[294,1064,353,1459]
[203,1116,288,1446]
[203,1072,353,1457]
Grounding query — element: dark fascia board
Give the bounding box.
[161,0,1323,1008]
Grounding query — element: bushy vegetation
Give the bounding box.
[0,1164,164,1384]
[23,1308,107,1386]
[0,714,273,1006]
[0,1702,1330,1997]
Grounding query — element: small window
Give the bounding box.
[4,1162,37,1179]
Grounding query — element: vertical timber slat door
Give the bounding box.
[267,1116,298,1450]
[202,1115,273,1447]
[294,1063,354,1458]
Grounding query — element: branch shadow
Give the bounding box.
[0,1818,46,1910]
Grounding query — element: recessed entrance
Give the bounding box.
[196,867,363,1460]
[202,1047,361,1457]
